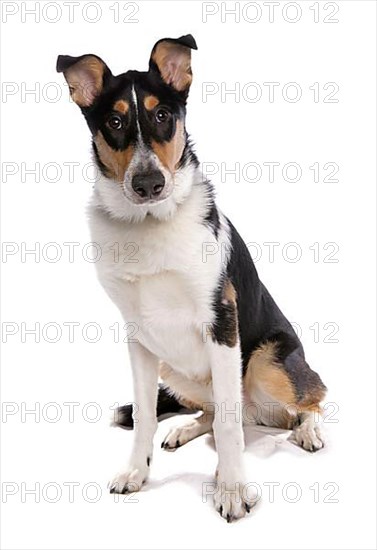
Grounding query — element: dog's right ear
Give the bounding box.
[56,54,111,108]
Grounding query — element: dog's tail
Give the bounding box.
[113,384,194,429]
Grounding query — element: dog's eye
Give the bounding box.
[155,108,169,124]
[107,115,123,130]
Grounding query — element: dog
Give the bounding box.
[57,34,327,522]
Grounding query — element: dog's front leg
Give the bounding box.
[207,278,254,521]
[208,340,253,521]
[109,341,159,494]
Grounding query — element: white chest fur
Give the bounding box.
[88,185,230,380]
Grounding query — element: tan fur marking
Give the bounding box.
[113,99,129,114]
[244,342,296,405]
[222,280,238,347]
[224,279,237,304]
[253,363,296,404]
[244,341,325,420]
[297,397,325,413]
[151,119,185,173]
[143,95,159,111]
[94,131,133,182]
[177,396,202,410]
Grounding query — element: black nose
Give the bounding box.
[131,171,165,199]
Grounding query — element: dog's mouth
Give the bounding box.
[124,192,172,206]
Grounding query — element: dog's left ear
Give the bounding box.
[149,34,197,97]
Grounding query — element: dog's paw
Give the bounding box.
[161,415,212,451]
[108,465,148,494]
[213,475,256,522]
[161,423,193,451]
[294,422,324,452]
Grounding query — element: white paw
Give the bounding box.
[161,423,195,451]
[108,465,149,494]
[213,475,256,522]
[294,423,324,452]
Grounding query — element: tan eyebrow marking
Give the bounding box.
[113,99,129,114]
[143,95,159,111]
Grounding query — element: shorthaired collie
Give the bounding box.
[57,34,326,522]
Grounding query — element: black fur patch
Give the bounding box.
[211,277,238,347]
[264,331,301,362]
[281,349,327,402]
[114,385,189,429]
[156,385,187,416]
[225,219,302,372]
[201,179,220,238]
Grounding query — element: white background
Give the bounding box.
[1,1,376,549]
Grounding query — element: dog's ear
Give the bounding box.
[149,34,197,97]
[56,54,111,107]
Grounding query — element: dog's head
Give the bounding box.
[57,35,198,220]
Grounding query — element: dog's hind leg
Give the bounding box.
[244,335,327,452]
[161,411,214,451]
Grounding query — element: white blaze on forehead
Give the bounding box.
[131,85,142,138]
[126,84,165,182]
